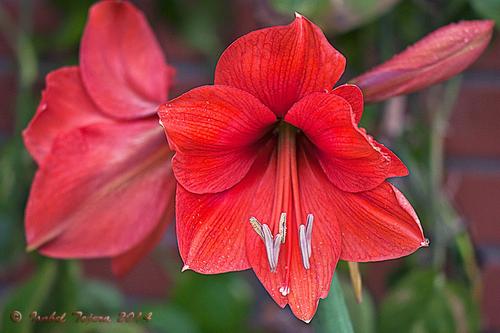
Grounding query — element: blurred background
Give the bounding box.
[0,0,499,332]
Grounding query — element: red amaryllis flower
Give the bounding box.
[158,14,429,321]
[23,1,175,275]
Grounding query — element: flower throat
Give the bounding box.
[249,121,314,297]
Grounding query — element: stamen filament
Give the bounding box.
[261,224,276,271]
[249,216,286,273]
[306,214,314,256]
[299,214,314,269]
[273,234,282,270]
[299,224,310,269]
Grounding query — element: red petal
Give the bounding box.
[23,67,108,165]
[175,139,276,274]
[158,85,276,194]
[80,1,172,119]
[245,141,342,322]
[351,20,494,102]
[338,182,426,261]
[285,92,391,192]
[215,14,345,116]
[25,122,175,258]
[331,84,363,124]
[329,85,407,177]
[112,200,174,276]
[243,147,287,309]
[283,142,341,321]
[366,134,408,177]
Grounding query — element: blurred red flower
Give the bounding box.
[23,0,175,275]
[351,20,494,102]
[159,14,493,321]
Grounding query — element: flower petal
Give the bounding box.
[175,139,276,274]
[331,84,363,124]
[351,20,494,102]
[80,1,172,119]
[23,67,108,165]
[243,147,287,309]
[158,85,276,194]
[282,141,341,322]
[285,92,391,192]
[215,14,345,116]
[244,140,342,322]
[111,191,175,276]
[365,133,408,177]
[337,182,426,261]
[25,122,174,258]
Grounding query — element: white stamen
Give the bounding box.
[262,224,276,271]
[279,285,290,296]
[299,214,314,270]
[249,215,287,273]
[306,214,314,256]
[272,234,282,271]
[279,213,287,244]
[299,225,310,269]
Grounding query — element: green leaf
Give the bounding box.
[341,277,376,333]
[270,0,330,18]
[470,0,500,28]
[142,304,201,333]
[77,280,124,314]
[0,259,58,333]
[0,140,34,267]
[171,271,252,332]
[176,0,223,59]
[33,261,82,333]
[379,270,480,333]
[78,322,147,333]
[314,274,355,333]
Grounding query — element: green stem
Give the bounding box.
[0,0,37,134]
[315,274,354,333]
[428,78,461,269]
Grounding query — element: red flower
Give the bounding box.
[23,1,175,275]
[158,14,429,321]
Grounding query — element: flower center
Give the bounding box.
[249,121,314,296]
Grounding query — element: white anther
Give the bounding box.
[249,217,264,240]
[249,216,286,273]
[299,214,314,270]
[279,213,287,244]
